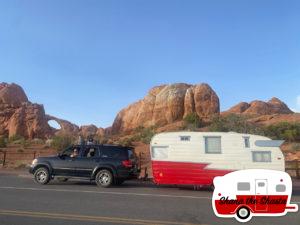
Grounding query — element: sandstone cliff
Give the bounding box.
[111,83,220,134]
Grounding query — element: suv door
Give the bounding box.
[52,146,81,176]
[74,146,100,177]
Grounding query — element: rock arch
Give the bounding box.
[46,115,79,135]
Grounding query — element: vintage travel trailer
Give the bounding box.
[212,169,298,222]
[150,132,285,186]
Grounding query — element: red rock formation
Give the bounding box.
[79,124,98,138]
[46,115,79,136]
[0,82,79,139]
[0,83,28,107]
[111,83,220,134]
[225,97,293,115]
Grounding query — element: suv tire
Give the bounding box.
[95,169,113,188]
[34,167,50,185]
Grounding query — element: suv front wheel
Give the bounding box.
[34,167,50,185]
[95,169,113,188]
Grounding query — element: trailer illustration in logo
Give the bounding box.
[212,169,298,222]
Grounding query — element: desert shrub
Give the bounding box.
[20,139,31,148]
[290,143,300,151]
[183,113,204,130]
[8,134,24,143]
[0,136,7,148]
[209,114,264,135]
[264,122,300,142]
[50,134,75,152]
[119,138,134,146]
[31,138,45,145]
[132,126,156,144]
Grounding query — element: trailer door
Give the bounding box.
[255,179,268,211]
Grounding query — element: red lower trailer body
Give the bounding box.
[152,160,232,185]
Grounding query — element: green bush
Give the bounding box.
[50,134,75,152]
[119,138,134,146]
[20,139,31,148]
[0,136,7,148]
[208,114,264,135]
[31,138,45,145]
[8,134,24,143]
[263,122,300,142]
[131,126,156,144]
[183,113,203,130]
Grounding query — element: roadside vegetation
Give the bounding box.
[0,136,7,148]
[50,134,75,152]
[183,113,204,131]
[208,114,300,143]
[208,114,264,135]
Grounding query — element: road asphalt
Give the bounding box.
[0,170,299,225]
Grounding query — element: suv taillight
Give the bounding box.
[122,160,133,168]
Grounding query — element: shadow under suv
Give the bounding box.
[29,144,139,187]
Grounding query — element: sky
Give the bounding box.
[0,0,300,128]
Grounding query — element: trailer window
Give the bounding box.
[180,136,190,141]
[252,151,271,162]
[276,184,286,192]
[243,137,250,148]
[152,146,169,159]
[205,137,221,154]
[237,182,250,191]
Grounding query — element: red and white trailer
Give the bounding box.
[150,132,285,186]
[212,169,298,222]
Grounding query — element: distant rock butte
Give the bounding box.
[224,97,293,115]
[111,83,220,134]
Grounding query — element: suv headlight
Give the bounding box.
[31,159,38,165]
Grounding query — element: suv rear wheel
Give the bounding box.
[34,167,50,185]
[95,169,113,188]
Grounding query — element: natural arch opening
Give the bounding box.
[48,120,62,130]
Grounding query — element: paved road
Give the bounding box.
[0,172,299,225]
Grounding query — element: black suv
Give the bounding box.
[29,144,139,187]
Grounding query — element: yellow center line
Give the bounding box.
[0,209,204,225]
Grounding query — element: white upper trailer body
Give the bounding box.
[150,132,285,185]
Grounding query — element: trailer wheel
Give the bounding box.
[236,206,251,221]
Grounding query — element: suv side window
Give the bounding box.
[100,146,128,160]
[82,147,99,158]
[62,146,81,158]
